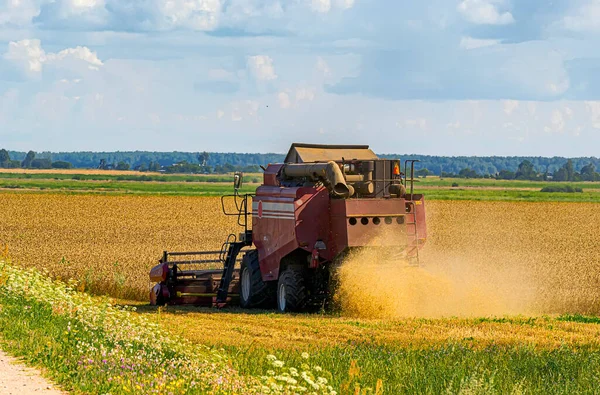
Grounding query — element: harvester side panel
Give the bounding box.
[293,187,334,261]
[252,187,300,282]
[331,198,410,250]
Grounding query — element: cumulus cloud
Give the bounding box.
[158,0,221,30]
[36,0,109,27]
[246,55,277,81]
[310,0,331,13]
[562,1,600,32]
[276,87,315,109]
[4,39,103,77]
[3,0,355,32]
[457,0,514,25]
[277,91,291,108]
[0,0,42,26]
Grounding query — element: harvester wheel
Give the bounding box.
[240,250,271,308]
[277,268,307,313]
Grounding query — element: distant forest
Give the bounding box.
[2,149,600,180]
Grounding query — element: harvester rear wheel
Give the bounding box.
[240,250,271,308]
[277,268,307,313]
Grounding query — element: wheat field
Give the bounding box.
[1,192,599,315]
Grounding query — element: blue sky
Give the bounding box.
[1,0,600,156]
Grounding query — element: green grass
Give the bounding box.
[226,342,600,394]
[558,314,600,324]
[415,188,600,202]
[0,172,263,183]
[0,178,257,195]
[2,172,600,202]
[0,261,302,394]
[417,176,600,190]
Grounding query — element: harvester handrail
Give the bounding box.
[165,250,222,256]
[167,259,241,265]
[220,192,254,231]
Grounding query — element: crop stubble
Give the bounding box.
[1,193,599,315]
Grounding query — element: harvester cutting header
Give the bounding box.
[150,143,427,312]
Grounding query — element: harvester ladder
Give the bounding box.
[215,233,251,305]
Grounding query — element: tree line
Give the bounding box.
[0,149,263,174]
[2,148,600,180]
[417,159,599,181]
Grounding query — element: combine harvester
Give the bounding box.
[149,143,427,312]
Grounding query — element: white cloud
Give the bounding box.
[159,0,221,30]
[545,109,565,133]
[457,0,514,25]
[334,0,354,10]
[503,100,519,115]
[585,101,600,129]
[316,56,331,76]
[562,1,600,32]
[295,87,315,102]
[277,91,291,108]
[308,0,355,13]
[0,0,42,26]
[46,0,109,26]
[310,0,331,13]
[246,55,277,81]
[5,39,46,74]
[459,36,501,50]
[47,46,103,68]
[4,39,103,77]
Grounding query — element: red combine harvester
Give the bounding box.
[149,143,427,312]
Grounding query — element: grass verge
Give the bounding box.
[226,342,600,394]
[0,260,336,394]
[136,306,600,394]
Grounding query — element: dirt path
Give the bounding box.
[0,349,66,394]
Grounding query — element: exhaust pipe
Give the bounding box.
[283,161,352,198]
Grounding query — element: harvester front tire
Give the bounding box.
[240,250,271,308]
[277,268,307,313]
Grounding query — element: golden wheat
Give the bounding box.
[1,194,599,315]
[0,193,239,299]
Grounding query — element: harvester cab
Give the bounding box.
[149,143,427,312]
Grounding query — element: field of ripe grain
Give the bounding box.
[0,193,240,299]
[1,192,600,314]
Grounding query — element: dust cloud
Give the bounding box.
[335,201,600,318]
